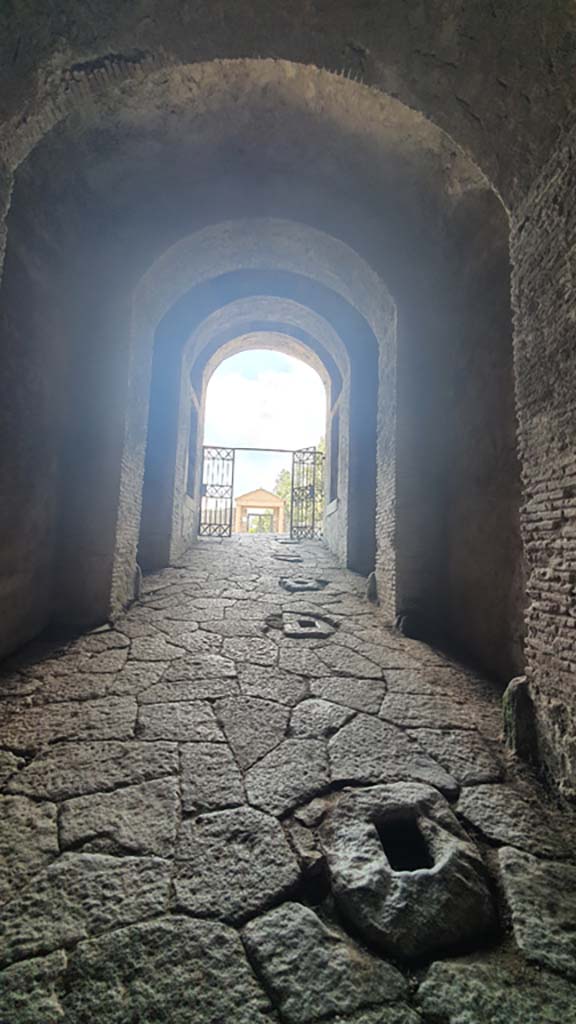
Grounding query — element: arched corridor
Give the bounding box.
[1,5,576,1019]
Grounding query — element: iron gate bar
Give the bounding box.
[290,446,325,540]
[198,446,235,537]
[197,444,324,539]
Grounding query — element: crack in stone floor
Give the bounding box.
[1,535,576,1023]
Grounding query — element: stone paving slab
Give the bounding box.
[60,778,180,856]
[0,854,171,967]
[457,784,570,858]
[245,737,331,814]
[64,918,273,1024]
[329,714,459,798]
[0,795,59,904]
[417,954,576,1023]
[137,699,223,741]
[215,695,289,768]
[0,696,137,751]
[243,902,408,1023]
[174,807,299,922]
[499,847,576,979]
[6,740,179,800]
[1,535,575,1021]
[408,728,503,786]
[180,740,245,811]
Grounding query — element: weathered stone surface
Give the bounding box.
[243,902,407,1023]
[59,918,272,1023]
[0,951,67,1024]
[278,646,329,677]
[201,617,265,637]
[0,796,59,904]
[222,635,278,665]
[503,675,539,762]
[139,675,240,701]
[0,853,171,966]
[322,783,495,960]
[329,1011,421,1024]
[129,634,186,661]
[383,668,456,696]
[499,847,576,979]
[163,652,237,681]
[173,629,223,654]
[137,700,222,741]
[329,715,459,797]
[457,784,569,858]
[239,664,308,705]
[181,741,244,811]
[74,648,129,675]
[37,661,168,702]
[245,738,330,814]
[60,778,179,856]
[0,697,136,751]
[215,696,288,769]
[290,698,353,737]
[408,728,503,785]
[417,956,576,1023]
[311,675,387,714]
[174,807,299,922]
[0,749,25,786]
[380,692,500,735]
[317,645,383,678]
[6,740,178,800]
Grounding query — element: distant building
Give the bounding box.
[234,488,286,534]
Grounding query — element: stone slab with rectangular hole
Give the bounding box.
[242,902,408,1023]
[280,577,329,593]
[174,807,299,922]
[282,612,336,639]
[6,740,179,801]
[181,741,244,811]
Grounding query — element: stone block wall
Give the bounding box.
[511,122,576,797]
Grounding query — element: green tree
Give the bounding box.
[274,468,292,526]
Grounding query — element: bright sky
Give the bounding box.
[203,349,327,497]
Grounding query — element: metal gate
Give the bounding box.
[290,446,325,539]
[198,446,235,536]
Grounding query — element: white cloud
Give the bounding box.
[204,354,326,494]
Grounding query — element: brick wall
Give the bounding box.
[511,121,576,796]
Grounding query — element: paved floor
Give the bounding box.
[1,536,575,1023]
